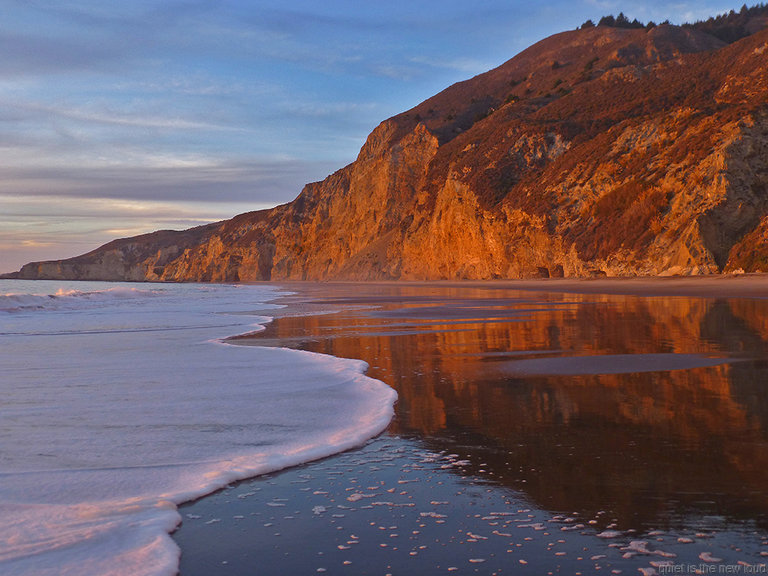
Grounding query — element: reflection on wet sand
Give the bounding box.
[238,283,768,532]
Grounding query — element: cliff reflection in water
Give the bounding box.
[243,284,768,532]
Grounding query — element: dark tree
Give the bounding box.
[616,12,630,26]
[684,3,768,44]
[598,15,615,26]
[596,12,646,29]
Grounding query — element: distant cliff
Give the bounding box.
[10,9,768,281]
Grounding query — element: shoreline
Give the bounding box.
[269,273,768,299]
[4,272,768,299]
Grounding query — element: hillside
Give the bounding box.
[9,9,768,281]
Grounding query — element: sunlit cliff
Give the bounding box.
[9,8,768,281]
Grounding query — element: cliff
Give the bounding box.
[10,11,768,282]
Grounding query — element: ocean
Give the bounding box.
[0,280,396,576]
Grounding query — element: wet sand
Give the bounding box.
[174,278,768,575]
[435,274,768,298]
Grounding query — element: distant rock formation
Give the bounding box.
[10,9,768,281]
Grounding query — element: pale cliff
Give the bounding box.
[10,11,768,282]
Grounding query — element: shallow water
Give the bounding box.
[0,280,395,576]
[176,282,768,574]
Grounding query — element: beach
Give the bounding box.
[174,277,768,575]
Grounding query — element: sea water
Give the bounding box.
[0,280,397,576]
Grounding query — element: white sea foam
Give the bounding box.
[0,284,159,312]
[0,280,397,576]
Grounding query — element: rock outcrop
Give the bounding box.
[10,11,768,282]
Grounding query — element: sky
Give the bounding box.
[0,0,752,273]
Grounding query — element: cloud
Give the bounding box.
[0,193,266,272]
[50,107,233,131]
[408,55,496,75]
[584,0,621,9]
[0,158,329,205]
[0,1,232,82]
[0,31,123,77]
[2,99,237,132]
[275,100,379,119]
[20,240,55,248]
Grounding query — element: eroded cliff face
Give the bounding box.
[12,20,768,282]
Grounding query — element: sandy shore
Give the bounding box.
[271,273,768,299]
[174,279,768,575]
[465,274,768,298]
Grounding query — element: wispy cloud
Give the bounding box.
[584,0,621,10]
[0,31,123,77]
[0,155,337,203]
[408,55,495,75]
[0,192,251,272]
[20,240,55,248]
[277,100,379,119]
[3,100,236,131]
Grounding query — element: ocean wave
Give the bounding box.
[0,286,160,312]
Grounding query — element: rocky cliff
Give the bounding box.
[10,10,768,281]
